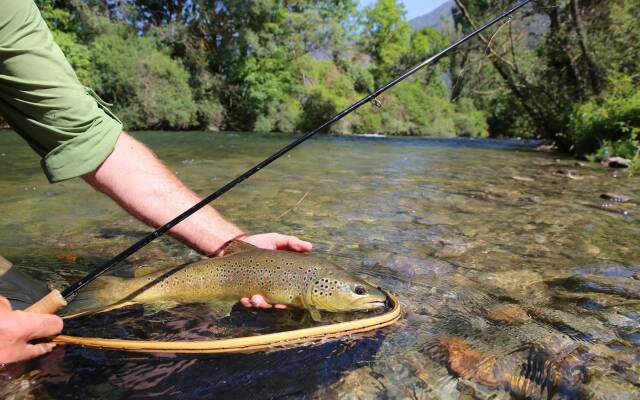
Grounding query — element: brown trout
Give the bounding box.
[68,241,387,320]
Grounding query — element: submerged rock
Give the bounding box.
[58,253,79,263]
[438,337,540,398]
[484,303,530,325]
[604,157,632,169]
[553,169,584,180]
[511,175,535,182]
[581,374,640,400]
[439,337,499,388]
[480,270,546,304]
[600,193,632,203]
[597,203,632,216]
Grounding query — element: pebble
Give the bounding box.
[512,176,534,182]
[59,253,79,263]
[553,169,584,180]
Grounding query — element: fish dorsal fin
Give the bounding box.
[224,240,258,255]
[133,265,156,278]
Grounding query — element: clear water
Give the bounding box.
[1,131,639,399]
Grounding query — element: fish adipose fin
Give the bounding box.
[207,300,237,317]
[223,240,258,255]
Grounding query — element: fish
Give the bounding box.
[67,241,388,321]
[0,255,50,310]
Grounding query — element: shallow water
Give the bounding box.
[1,130,639,399]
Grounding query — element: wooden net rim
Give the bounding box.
[50,292,402,354]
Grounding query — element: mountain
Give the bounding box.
[409,1,456,31]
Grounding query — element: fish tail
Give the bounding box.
[0,256,50,310]
[62,276,127,316]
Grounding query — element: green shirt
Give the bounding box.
[0,0,122,182]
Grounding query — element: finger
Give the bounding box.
[277,236,312,252]
[23,313,64,341]
[240,297,252,308]
[25,343,55,358]
[12,343,55,363]
[250,295,272,309]
[274,304,287,309]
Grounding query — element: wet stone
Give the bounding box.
[58,253,79,263]
[512,175,534,182]
[581,374,640,400]
[604,156,632,169]
[600,193,632,203]
[439,336,499,388]
[479,270,546,304]
[597,203,632,216]
[484,303,530,325]
[552,169,584,180]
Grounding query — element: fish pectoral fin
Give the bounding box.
[223,240,258,255]
[142,300,179,315]
[307,305,323,322]
[299,295,323,322]
[207,300,237,317]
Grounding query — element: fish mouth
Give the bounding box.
[366,300,387,308]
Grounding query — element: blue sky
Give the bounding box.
[359,0,450,21]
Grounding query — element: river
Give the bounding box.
[1,131,639,399]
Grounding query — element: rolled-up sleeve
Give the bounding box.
[0,0,122,182]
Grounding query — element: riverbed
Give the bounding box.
[1,131,639,399]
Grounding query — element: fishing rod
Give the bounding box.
[26,0,533,314]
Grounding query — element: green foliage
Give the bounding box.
[294,56,358,133]
[36,0,92,84]
[33,0,640,151]
[454,99,489,138]
[90,29,197,130]
[450,0,640,159]
[568,75,640,159]
[361,0,411,84]
[353,79,456,137]
[51,30,92,85]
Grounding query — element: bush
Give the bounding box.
[454,98,489,138]
[90,30,198,130]
[567,75,640,159]
[294,56,358,134]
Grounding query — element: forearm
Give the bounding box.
[83,132,243,255]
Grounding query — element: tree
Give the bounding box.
[360,0,411,85]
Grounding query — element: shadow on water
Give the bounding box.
[3,327,386,400]
[0,303,390,399]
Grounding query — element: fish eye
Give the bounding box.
[354,286,366,295]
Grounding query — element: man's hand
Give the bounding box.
[0,296,63,364]
[238,233,312,309]
[241,233,312,253]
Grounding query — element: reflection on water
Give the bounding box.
[1,131,639,399]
